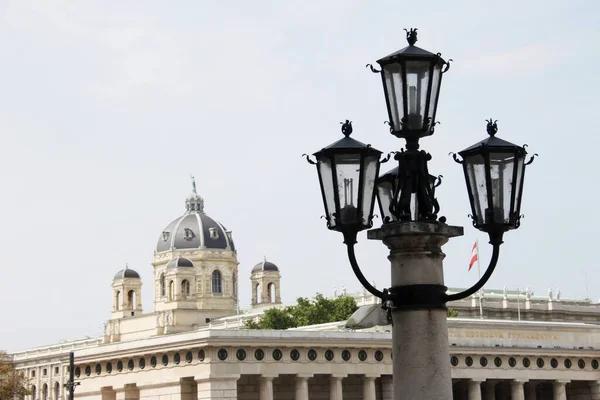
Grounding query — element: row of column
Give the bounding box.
[102,374,393,400]
[257,374,387,400]
[466,379,571,400]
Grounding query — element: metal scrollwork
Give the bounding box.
[366,63,380,73]
[449,152,463,164]
[380,151,396,164]
[523,146,539,165]
[442,58,453,73]
[302,154,316,165]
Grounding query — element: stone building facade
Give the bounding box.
[10,185,600,400]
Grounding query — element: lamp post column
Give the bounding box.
[368,222,463,400]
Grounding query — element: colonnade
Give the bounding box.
[456,378,600,400]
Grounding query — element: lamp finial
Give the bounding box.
[405,28,418,46]
[340,120,353,137]
[485,119,498,136]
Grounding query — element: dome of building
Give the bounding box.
[252,258,279,273]
[166,257,194,268]
[113,266,140,280]
[156,179,235,253]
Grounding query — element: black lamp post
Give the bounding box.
[306,29,536,399]
[64,352,79,400]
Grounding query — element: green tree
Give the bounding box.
[447,308,459,318]
[0,351,30,400]
[245,294,358,330]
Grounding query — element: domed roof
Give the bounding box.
[167,257,194,268]
[252,258,279,273]
[113,265,140,280]
[156,178,235,253]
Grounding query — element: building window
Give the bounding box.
[290,349,300,361]
[212,270,222,294]
[85,366,91,376]
[218,349,228,361]
[106,363,112,374]
[375,350,384,362]
[578,359,586,369]
[186,351,193,363]
[162,355,169,366]
[359,350,367,362]
[54,382,60,400]
[184,228,194,240]
[174,353,181,365]
[181,280,190,296]
[254,349,264,361]
[160,274,166,297]
[342,350,351,361]
[198,350,206,362]
[150,356,157,368]
[95,364,101,375]
[236,349,247,361]
[494,357,502,367]
[308,349,317,361]
[325,350,334,361]
[42,384,48,400]
[523,358,531,368]
[139,358,146,369]
[450,356,459,366]
[31,370,35,378]
[31,385,36,400]
[42,368,47,376]
[480,357,488,367]
[565,359,572,369]
[54,367,58,374]
[272,349,282,361]
[508,357,516,367]
[465,356,473,367]
[209,227,219,239]
[536,358,545,368]
[162,231,169,242]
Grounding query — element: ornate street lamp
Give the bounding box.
[306,29,536,400]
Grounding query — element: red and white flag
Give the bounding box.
[468,241,479,272]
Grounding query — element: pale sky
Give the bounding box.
[1,1,598,352]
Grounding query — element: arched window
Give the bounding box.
[160,274,166,297]
[31,385,36,400]
[168,280,174,300]
[54,382,59,400]
[42,383,48,400]
[212,270,222,294]
[255,283,262,303]
[127,290,136,310]
[268,283,276,303]
[181,280,190,296]
[115,291,122,311]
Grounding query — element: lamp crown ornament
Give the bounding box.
[486,118,498,136]
[405,28,418,46]
[340,120,353,136]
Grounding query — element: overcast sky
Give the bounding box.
[1,1,598,352]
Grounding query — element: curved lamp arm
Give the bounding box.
[343,232,390,301]
[444,242,501,302]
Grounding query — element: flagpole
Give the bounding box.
[476,239,483,319]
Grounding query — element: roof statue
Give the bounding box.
[191,175,197,195]
[548,287,553,300]
[333,287,337,297]
[503,285,508,299]
[556,288,561,301]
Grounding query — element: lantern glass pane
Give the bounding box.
[360,154,379,226]
[317,156,337,228]
[490,152,517,224]
[334,153,361,226]
[514,154,525,214]
[427,64,442,123]
[383,63,404,132]
[464,154,487,225]
[405,61,431,130]
[376,180,395,223]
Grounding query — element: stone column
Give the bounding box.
[525,383,537,400]
[510,380,526,400]
[363,376,377,400]
[115,384,139,400]
[329,374,346,400]
[468,379,484,400]
[381,375,393,400]
[552,381,568,400]
[196,375,240,400]
[482,381,496,400]
[259,375,275,400]
[589,380,600,400]
[368,222,463,400]
[295,374,312,400]
[59,365,64,400]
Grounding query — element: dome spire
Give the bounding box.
[186,175,204,213]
